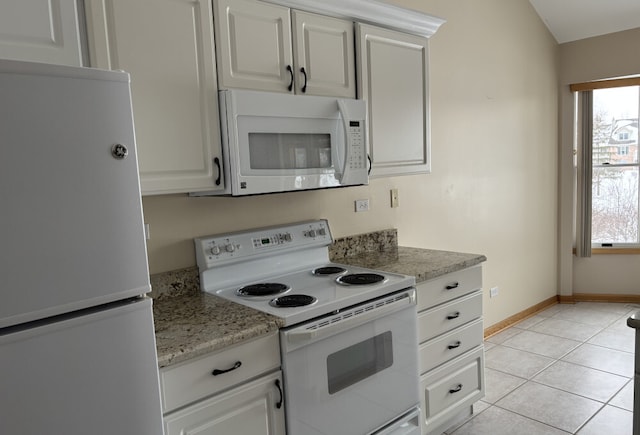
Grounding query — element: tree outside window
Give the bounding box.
[591,85,639,245]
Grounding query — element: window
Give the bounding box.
[572,79,640,253]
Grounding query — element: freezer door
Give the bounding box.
[0,60,150,327]
[0,298,163,435]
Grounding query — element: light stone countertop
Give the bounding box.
[152,281,283,368]
[336,246,487,283]
[151,230,486,369]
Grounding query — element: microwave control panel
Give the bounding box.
[348,120,365,170]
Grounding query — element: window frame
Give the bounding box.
[571,77,640,254]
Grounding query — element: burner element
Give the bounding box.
[312,266,347,276]
[270,294,317,308]
[237,283,290,297]
[336,273,386,286]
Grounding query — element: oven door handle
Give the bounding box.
[283,290,416,350]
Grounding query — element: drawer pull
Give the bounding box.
[447,341,462,350]
[447,311,461,320]
[445,282,459,290]
[275,379,283,409]
[449,384,463,394]
[212,361,242,376]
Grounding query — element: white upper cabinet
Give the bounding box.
[0,0,83,66]
[291,11,355,97]
[214,0,355,97]
[357,23,431,177]
[85,0,224,195]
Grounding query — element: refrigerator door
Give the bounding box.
[0,60,150,328]
[0,298,163,435]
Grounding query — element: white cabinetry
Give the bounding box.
[161,333,285,435]
[0,0,83,66]
[357,23,431,178]
[416,266,485,435]
[214,0,355,97]
[85,0,224,195]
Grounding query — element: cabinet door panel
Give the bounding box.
[292,11,355,98]
[164,371,285,435]
[86,0,222,194]
[357,24,430,177]
[420,347,485,433]
[0,0,82,66]
[214,0,293,93]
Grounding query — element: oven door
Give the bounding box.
[280,289,420,435]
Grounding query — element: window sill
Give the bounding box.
[592,248,640,254]
[573,248,640,255]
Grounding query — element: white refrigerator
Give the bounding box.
[0,60,164,434]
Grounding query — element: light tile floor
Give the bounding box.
[446,302,639,435]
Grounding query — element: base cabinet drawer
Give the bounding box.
[418,290,482,343]
[421,346,485,434]
[417,266,482,311]
[160,332,280,413]
[419,318,483,373]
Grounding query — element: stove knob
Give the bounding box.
[282,233,292,242]
[224,243,236,253]
[318,228,326,236]
[308,229,317,238]
[210,245,221,255]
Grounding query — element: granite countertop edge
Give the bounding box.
[152,245,486,369]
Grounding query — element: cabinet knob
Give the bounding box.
[211,361,242,376]
[446,311,461,320]
[447,341,462,350]
[275,379,283,409]
[449,384,463,394]
[286,65,294,92]
[300,67,308,93]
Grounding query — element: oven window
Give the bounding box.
[326,331,393,394]
[248,133,332,169]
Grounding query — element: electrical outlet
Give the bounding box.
[490,287,499,298]
[390,189,399,208]
[355,199,370,212]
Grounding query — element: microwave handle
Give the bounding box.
[336,100,351,183]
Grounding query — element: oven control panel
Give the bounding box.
[195,219,332,267]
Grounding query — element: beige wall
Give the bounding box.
[142,0,559,328]
[558,28,640,295]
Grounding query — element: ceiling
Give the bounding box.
[528,0,640,43]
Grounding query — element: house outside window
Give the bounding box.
[588,85,639,246]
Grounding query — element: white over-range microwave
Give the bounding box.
[196,89,369,196]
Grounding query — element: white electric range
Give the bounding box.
[195,220,421,435]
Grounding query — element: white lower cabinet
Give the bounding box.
[161,333,285,435]
[416,266,485,435]
[420,347,484,433]
[164,370,285,435]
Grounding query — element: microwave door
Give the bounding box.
[334,100,349,183]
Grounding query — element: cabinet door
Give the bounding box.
[0,0,83,66]
[214,0,293,93]
[357,24,430,177]
[85,0,223,195]
[291,11,355,98]
[164,371,286,435]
